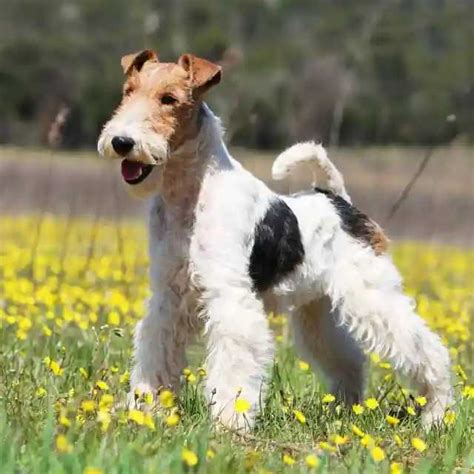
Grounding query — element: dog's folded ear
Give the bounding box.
[178,54,222,97]
[121,50,158,75]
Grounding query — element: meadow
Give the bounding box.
[0,214,472,474]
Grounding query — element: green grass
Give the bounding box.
[0,216,473,473]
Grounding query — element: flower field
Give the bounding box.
[0,215,472,473]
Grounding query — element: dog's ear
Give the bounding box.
[121,50,158,75]
[178,54,222,97]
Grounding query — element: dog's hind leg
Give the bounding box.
[292,297,366,405]
[323,245,453,427]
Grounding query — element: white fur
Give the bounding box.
[272,141,352,203]
[98,103,452,430]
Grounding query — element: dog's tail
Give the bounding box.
[272,141,351,203]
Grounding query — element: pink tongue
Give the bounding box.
[121,160,142,181]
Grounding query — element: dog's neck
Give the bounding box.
[159,103,234,225]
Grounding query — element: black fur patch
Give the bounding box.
[314,186,378,248]
[249,199,305,292]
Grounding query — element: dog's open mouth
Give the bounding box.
[121,159,154,185]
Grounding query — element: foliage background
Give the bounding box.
[0,0,473,149]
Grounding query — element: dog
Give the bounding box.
[98,50,453,429]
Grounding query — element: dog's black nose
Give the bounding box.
[111,136,135,156]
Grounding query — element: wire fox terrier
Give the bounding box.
[98,50,452,429]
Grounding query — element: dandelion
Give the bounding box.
[411,437,427,452]
[393,434,403,447]
[444,410,456,425]
[81,400,96,412]
[462,385,474,399]
[79,367,89,379]
[360,434,375,448]
[330,434,349,446]
[371,446,385,462]
[55,434,72,453]
[319,441,337,453]
[298,359,310,371]
[293,409,306,424]
[97,410,111,432]
[305,454,320,468]
[406,407,416,416]
[186,373,197,384]
[206,449,215,460]
[352,404,364,415]
[128,409,145,425]
[119,370,130,384]
[182,448,198,467]
[390,462,403,474]
[379,362,392,370]
[351,424,365,437]
[282,454,295,465]
[415,396,427,407]
[364,398,379,410]
[235,398,251,414]
[144,392,153,406]
[36,387,47,398]
[370,353,381,364]
[159,389,174,408]
[165,413,180,427]
[144,413,156,431]
[322,393,335,403]
[197,367,207,377]
[95,380,109,391]
[386,415,400,426]
[84,468,103,474]
[59,414,71,427]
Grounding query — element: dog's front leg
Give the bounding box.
[204,287,275,430]
[129,292,188,405]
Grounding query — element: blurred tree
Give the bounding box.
[0,0,471,148]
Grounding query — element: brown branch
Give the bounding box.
[385,146,435,223]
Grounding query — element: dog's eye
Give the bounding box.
[160,94,178,105]
[124,87,134,96]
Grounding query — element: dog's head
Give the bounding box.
[97,50,221,198]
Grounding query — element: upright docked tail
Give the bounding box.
[272,141,352,203]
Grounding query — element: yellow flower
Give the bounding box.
[159,389,174,408]
[390,462,403,474]
[206,449,216,459]
[197,367,207,377]
[59,415,71,427]
[107,311,120,326]
[99,394,114,411]
[319,441,337,453]
[97,410,111,432]
[393,434,403,447]
[55,434,72,453]
[36,387,47,398]
[351,424,365,437]
[95,380,109,391]
[462,385,474,399]
[293,409,306,424]
[144,392,153,406]
[352,403,364,415]
[379,362,392,370]
[406,407,416,416]
[411,437,427,452]
[81,400,96,412]
[330,434,349,446]
[165,413,180,427]
[144,413,156,431]
[371,446,385,462]
[128,409,145,425]
[364,398,379,410]
[386,415,400,426]
[79,367,89,379]
[186,373,197,384]
[360,434,375,448]
[49,360,63,376]
[84,468,103,474]
[322,393,335,403]
[415,396,427,407]
[119,370,130,384]
[282,454,295,465]
[370,353,381,364]
[305,454,320,468]
[298,360,310,371]
[235,398,251,414]
[182,448,198,467]
[444,410,456,425]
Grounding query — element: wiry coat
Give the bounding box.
[98,52,452,430]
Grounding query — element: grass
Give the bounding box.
[0,215,473,473]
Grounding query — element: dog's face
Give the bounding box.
[97,50,221,198]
